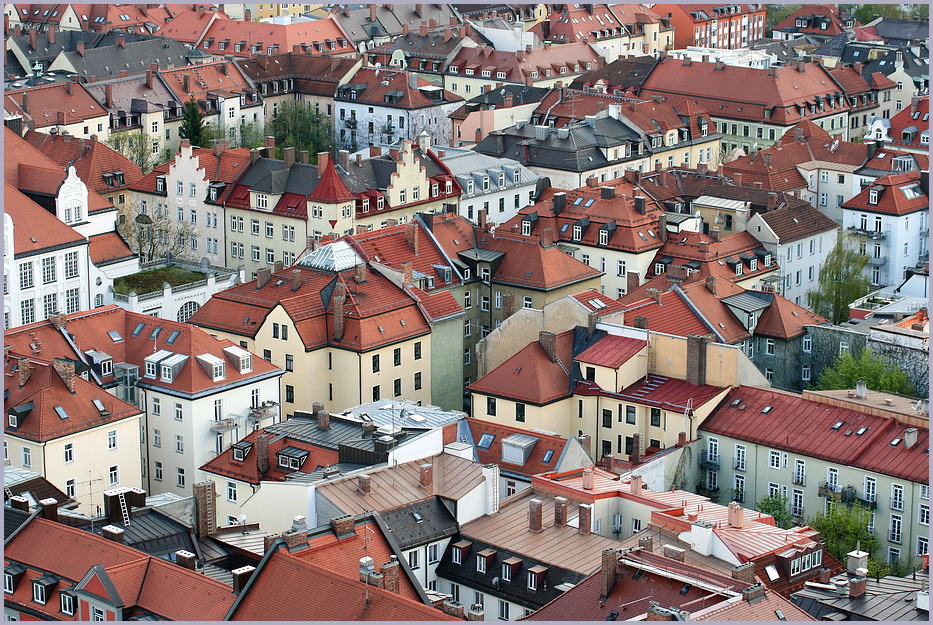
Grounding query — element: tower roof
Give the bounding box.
[308,155,354,202]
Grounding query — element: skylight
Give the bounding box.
[108,330,122,343]
[54,406,68,420]
[477,433,495,450]
[765,564,780,581]
[542,449,554,464]
[150,327,162,339]
[762,406,772,414]
[890,438,901,446]
[831,421,843,430]
[856,427,867,436]
[131,322,146,337]
[166,330,180,345]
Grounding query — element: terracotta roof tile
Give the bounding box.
[193,15,354,58]
[23,130,144,195]
[885,96,929,152]
[754,295,828,339]
[308,154,354,201]
[757,202,839,242]
[4,183,87,255]
[200,428,339,484]
[5,81,109,128]
[575,333,646,368]
[569,289,627,317]
[841,170,927,216]
[701,386,928,484]
[88,231,136,266]
[775,5,849,36]
[467,418,571,477]
[339,67,461,109]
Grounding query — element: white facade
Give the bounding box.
[747,214,840,306]
[443,149,540,225]
[842,206,929,289]
[799,165,864,225]
[140,363,282,497]
[669,46,776,69]
[336,95,462,149]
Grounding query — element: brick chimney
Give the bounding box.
[40,498,59,522]
[686,334,711,386]
[627,271,640,293]
[401,261,413,285]
[116,35,125,48]
[631,432,642,464]
[290,268,301,292]
[48,312,67,331]
[405,222,419,255]
[175,550,197,570]
[633,316,648,329]
[283,146,295,169]
[358,473,372,494]
[332,282,346,340]
[47,25,56,44]
[256,267,272,289]
[539,331,557,362]
[182,73,190,94]
[529,498,544,532]
[658,214,668,242]
[710,227,721,242]
[705,275,717,295]
[28,28,36,51]
[663,545,685,561]
[317,408,330,430]
[354,263,367,284]
[101,525,125,543]
[742,583,767,603]
[419,463,433,488]
[731,562,755,584]
[554,496,568,526]
[283,516,309,549]
[231,566,255,594]
[105,83,113,108]
[300,150,309,164]
[578,503,593,534]
[727,501,744,528]
[540,226,555,247]
[502,293,515,320]
[331,514,355,536]
[256,434,270,474]
[317,151,329,176]
[601,549,618,600]
[52,358,76,394]
[193,481,217,538]
[630,473,643,494]
[381,557,401,594]
[646,288,662,305]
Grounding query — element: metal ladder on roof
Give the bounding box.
[118,491,131,526]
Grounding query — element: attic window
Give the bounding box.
[132,322,145,337]
[543,449,554,464]
[412,512,424,523]
[765,564,780,581]
[762,406,772,414]
[108,330,122,343]
[856,427,867,436]
[54,406,69,420]
[890,438,901,446]
[831,421,843,430]
[477,433,495,450]
[166,330,180,345]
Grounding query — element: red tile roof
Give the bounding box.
[293,521,422,603]
[152,6,229,43]
[349,224,459,294]
[5,81,109,128]
[194,14,355,58]
[309,154,355,202]
[754,295,828,339]
[133,145,252,194]
[885,97,929,152]
[640,59,853,126]
[620,285,714,337]
[88,231,136,266]
[339,67,461,108]
[4,355,141,443]
[701,386,929,484]
[756,202,840,242]
[468,330,575,405]
[530,4,653,44]
[4,128,67,192]
[4,182,87,255]
[407,286,463,322]
[5,518,234,621]
[23,130,144,195]
[645,230,777,285]
[158,61,254,113]
[228,548,455,621]
[693,589,816,620]
[447,41,602,84]
[613,373,725,412]
[200,427,339,484]
[775,5,849,37]
[569,289,627,317]
[841,170,927,216]
[575,333,646,368]
[4,305,280,398]
[467,417,572,477]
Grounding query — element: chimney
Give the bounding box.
[818,567,832,584]
[101,525,125,543]
[529,498,544,532]
[911,96,921,115]
[633,316,648,329]
[381,557,401,594]
[105,84,113,108]
[339,149,349,171]
[552,191,567,214]
[282,516,309,549]
[677,431,687,447]
[299,150,309,165]
[317,151,329,176]
[705,275,717,296]
[733,172,742,187]
[855,380,867,399]
[663,545,685,561]
[847,548,869,575]
[354,263,367,284]
[405,222,419,255]
[401,261,413,285]
[742,583,767,603]
[419,21,428,37]
[554,496,568,526]
[502,293,515,320]
[370,146,382,158]
[356,153,363,167]
[727,501,744,528]
[586,176,599,188]
[256,267,272,289]
[331,514,355,536]
[175,550,197,570]
[231,566,255,594]
[47,25,56,44]
[244,8,251,21]
[403,23,410,36]
[9,496,29,512]
[183,73,190,94]
[849,574,867,598]
[369,4,376,21]
[52,358,76,393]
[904,428,918,449]
[333,282,346,340]
[28,28,36,51]
[116,35,126,48]
[631,432,642,464]
[631,473,643,494]
[21,93,29,114]
[578,434,591,456]
[578,503,593,534]
[419,463,433,488]
[39,498,59,522]
[600,186,615,200]
[282,146,296,169]
[730,562,755,584]
[686,334,710,386]
[582,468,595,490]
[256,434,270,474]
[389,148,400,161]
[193,481,217,537]
[317,409,330,430]
[627,272,640,293]
[634,195,646,215]
[715,60,725,71]
[358,474,372,494]
[539,331,557,362]
[646,288,662,305]
[601,549,618,600]
[442,601,465,619]
[710,227,721,242]
[540,226,555,248]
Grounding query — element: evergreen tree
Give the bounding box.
[179,97,206,147]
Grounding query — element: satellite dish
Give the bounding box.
[238,514,247,525]
[492,577,500,589]
[375,62,382,68]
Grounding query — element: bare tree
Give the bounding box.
[118,197,198,263]
[105,129,162,174]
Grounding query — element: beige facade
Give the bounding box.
[6,415,143,514]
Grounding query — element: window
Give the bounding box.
[66,479,76,498]
[393,347,402,367]
[175,403,183,421]
[109,465,119,485]
[768,449,780,469]
[153,429,161,448]
[476,555,486,573]
[64,442,74,463]
[60,592,75,616]
[107,430,117,450]
[464,349,471,365]
[802,365,810,381]
[626,405,636,425]
[919,536,929,557]
[414,342,422,360]
[734,444,746,471]
[794,459,806,485]
[865,476,876,503]
[428,543,439,564]
[177,467,185,487]
[919,503,929,526]
[175,435,184,453]
[765,338,775,355]
[523,296,533,309]
[153,461,163,481]
[839,342,849,356]
[890,514,902,543]
[891,484,904,511]
[802,335,811,353]
[152,397,160,415]
[791,489,804,516]
[372,354,380,373]
[393,378,402,397]
[487,397,496,416]
[22,447,31,467]
[498,601,509,620]
[650,408,661,428]
[33,582,46,604]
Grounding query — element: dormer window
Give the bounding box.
[750,259,757,271]
[377,196,385,210]
[467,179,474,194]
[483,176,490,191]
[868,189,878,205]
[156,177,165,193]
[522,220,532,236]
[362,199,370,212]
[498,172,505,187]
[572,225,582,241]
[445,180,453,194]
[764,254,771,266]
[161,364,173,381]
[432,184,438,197]
[100,358,113,377]
[735,263,743,276]
[599,230,609,245]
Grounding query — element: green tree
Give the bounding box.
[811,347,916,396]
[806,233,870,325]
[755,494,796,529]
[105,129,163,174]
[179,96,206,147]
[810,497,879,562]
[907,4,929,19]
[766,4,802,30]
[269,101,334,160]
[841,4,905,23]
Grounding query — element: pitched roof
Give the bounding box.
[4,182,87,257]
[575,333,646,368]
[466,418,573,478]
[228,548,454,621]
[378,498,459,553]
[569,290,627,317]
[338,67,461,108]
[570,54,659,93]
[640,59,853,126]
[775,5,850,37]
[88,231,136,266]
[694,589,816,620]
[4,127,67,190]
[194,15,354,58]
[157,60,254,111]
[841,170,928,216]
[644,231,777,285]
[885,96,929,151]
[4,80,109,128]
[757,202,840,242]
[700,386,928,484]
[236,53,360,96]
[446,41,603,85]
[308,153,355,202]
[754,295,828,339]
[468,330,575,405]
[23,130,144,194]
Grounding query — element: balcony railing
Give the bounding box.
[848,226,886,240]
[249,401,279,422]
[700,450,720,470]
[853,496,877,510]
[792,473,806,487]
[210,417,238,433]
[696,484,720,500]
[867,256,887,266]
[344,118,358,129]
[733,460,746,471]
[818,482,857,502]
[890,497,904,511]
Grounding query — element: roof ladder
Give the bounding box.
[119,491,131,526]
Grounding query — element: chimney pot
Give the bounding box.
[577,503,593,534]
[419,463,433,488]
[554,496,568,526]
[231,565,255,594]
[528,498,544,532]
[358,473,372,494]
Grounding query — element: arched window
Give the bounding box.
[94,294,104,307]
[177,301,200,323]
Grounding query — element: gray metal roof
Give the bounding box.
[791,574,929,621]
[84,508,197,558]
[501,432,539,449]
[63,37,192,82]
[296,240,362,272]
[264,414,367,450]
[379,497,458,550]
[340,399,465,430]
[721,292,772,312]
[442,150,539,197]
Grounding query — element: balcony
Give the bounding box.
[792,473,806,487]
[210,417,238,433]
[696,484,720,500]
[848,226,886,240]
[819,482,857,502]
[867,256,887,266]
[852,496,877,510]
[700,450,720,470]
[344,118,358,129]
[249,401,279,422]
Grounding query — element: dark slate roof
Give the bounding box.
[875,18,930,44]
[569,55,659,91]
[340,146,446,193]
[861,47,930,81]
[251,161,321,196]
[475,118,641,173]
[83,509,198,558]
[62,37,192,81]
[747,38,803,62]
[333,4,462,43]
[5,476,74,508]
[435,534,587,610]
[813,32,850,58]
[379,497,458,551]
[3,507,34,543]
[791,574,929,621]
[457,85,551,112]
